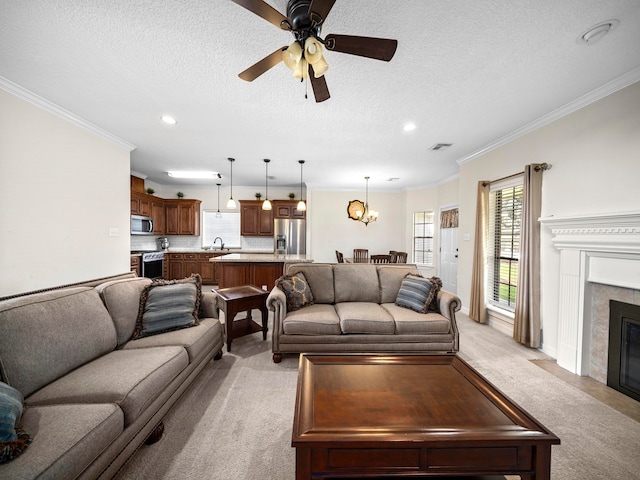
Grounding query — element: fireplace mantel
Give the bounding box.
[540,211,640,375]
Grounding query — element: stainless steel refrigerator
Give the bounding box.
[274,219,306,255]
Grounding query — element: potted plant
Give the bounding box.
[288,192,295,199]
[146,188,155,195]
[255,192,262,199]
[176,191,184,198]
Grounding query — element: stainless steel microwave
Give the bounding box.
[131,215,154,235]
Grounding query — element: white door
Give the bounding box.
[439,226,458,294]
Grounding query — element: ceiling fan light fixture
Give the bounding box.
[283,41,303,70]
[293,58,309,79]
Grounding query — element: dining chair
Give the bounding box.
[371,254,391,264]
[335,250,345,263]
[394,251,408,263]
[353,249,369,263]
[389,250,398,263]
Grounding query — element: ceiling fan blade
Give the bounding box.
[238,47,287,82]
[309,64,330,103]
[309,0,337,25]
[231,0,290,30]
[324,34,398,61]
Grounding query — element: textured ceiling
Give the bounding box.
[2,0,640,191]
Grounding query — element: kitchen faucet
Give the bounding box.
[211,237,224,250]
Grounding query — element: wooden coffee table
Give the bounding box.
[214,285,269,352]
[292,354,560,480]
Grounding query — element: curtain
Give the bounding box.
[440,208,459,228]
[513,164,544,347]
[469,182,489,324]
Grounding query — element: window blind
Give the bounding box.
[413,211,434,266]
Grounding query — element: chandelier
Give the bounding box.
[347,177,378,226]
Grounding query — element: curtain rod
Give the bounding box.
[482,163,551,187]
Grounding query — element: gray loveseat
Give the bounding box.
[267,263,461,363]
[0,272,224,479]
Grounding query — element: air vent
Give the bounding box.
[429,143,453,151]
[387,177,400,182]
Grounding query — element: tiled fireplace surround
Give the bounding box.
[541,212,640,382]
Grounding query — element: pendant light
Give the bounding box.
[262,159,272,211]
[226,157,236,209]
[215,183,222,218]
[296,160,306,211]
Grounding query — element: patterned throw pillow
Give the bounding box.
[133,274,202,339]
[395,274,438,313]
[0,382,32,464]
[276,272,314,312]
[426,276,443,313]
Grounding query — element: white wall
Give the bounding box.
[309,189,406,264]
[0,89,131,296]
[456,80,640,357]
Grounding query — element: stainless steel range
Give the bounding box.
[132,251,165,279]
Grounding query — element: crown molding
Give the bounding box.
[0,76,136,152]
[457,67,640,166]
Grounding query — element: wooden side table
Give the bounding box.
[214,285,269,352]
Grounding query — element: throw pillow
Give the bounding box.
[395,274,438,313]
[0,382,32,464]
[426,276,443,313]
[133,274,202,339]
[276,272,314,312]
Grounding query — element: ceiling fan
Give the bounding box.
[232,0,398,102]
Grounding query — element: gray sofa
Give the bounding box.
[0,273,224,480]
[267,263,461,363]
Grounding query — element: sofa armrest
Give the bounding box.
[437,289,461,322]
[200,290,219,319]
[267,287,287,334]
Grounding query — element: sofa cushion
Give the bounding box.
[133,275,201,339]
[336,303,395,334]
[382,303,452,334]
[0,287,117,397]
[26,347,188,427]
[276,272,314,312]
[395,274,437,313]
[96,277,152,346]
[123,317,223,362]
[425,276,443,313]
[0,382,31,464]
[333,264,380,303]
[0,404,123,480]
[285,264,335,304]
[282,304,341,335]
[378,265,419,303]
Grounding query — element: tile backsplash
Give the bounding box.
[130,235,274,252]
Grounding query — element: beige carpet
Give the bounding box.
[115,312,640,480]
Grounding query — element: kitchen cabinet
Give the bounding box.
[240,200,273,236]
[273,200,306,219]
[165,199,201,236]
[151,199,165,235]
[166,252,223,284]
[130,255,141,277]
[130,191,152,216]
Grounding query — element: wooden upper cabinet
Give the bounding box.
[273,200,306,219]
[151,199,165,235]
[240,200,273,236]
[130,191,152,216]
[164,199,201,236]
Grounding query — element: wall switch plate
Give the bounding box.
[262,285,268,291]
[109,228,119,237]
[463,233,471,241]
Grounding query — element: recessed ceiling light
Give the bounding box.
[167,171,217,179]
[429,143,453,151]
[161,115,177,125]
[403,123,416,132]
[577,19,619,45]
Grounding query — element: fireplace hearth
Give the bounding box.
[608,300,640,402]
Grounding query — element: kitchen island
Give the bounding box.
[211,253,313,289]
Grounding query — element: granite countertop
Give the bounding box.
[210,253,313,263]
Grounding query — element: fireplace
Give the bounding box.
[608,300,640,402]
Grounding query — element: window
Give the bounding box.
[413,211,434,266]
[202,211,241,249]
[487,179,523,311]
